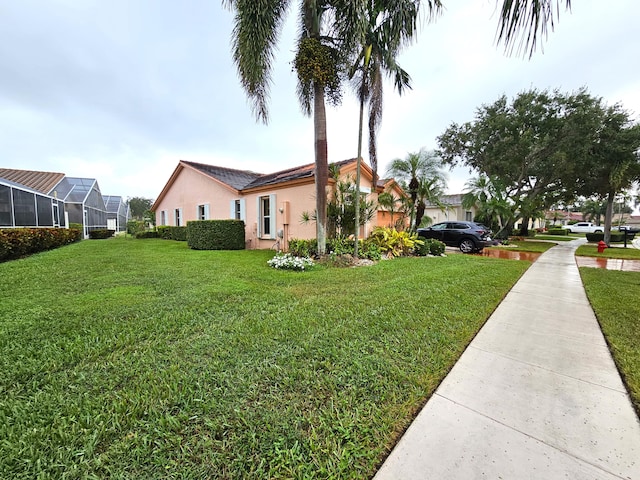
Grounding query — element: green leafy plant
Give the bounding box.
[187,220,245,250]
[88,229,115,239]
[415,238,446,256]
[368,226,422,257]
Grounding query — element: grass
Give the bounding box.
[0,237,529,479]
[532,234,576,242]
[490,240,558,253]
[580,268,640,415]
[576,244,640,259]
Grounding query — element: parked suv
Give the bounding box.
[417,221,493,253]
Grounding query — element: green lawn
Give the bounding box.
[490,240,557,253]
[580,268,640,415]
[576,244,640,259]
[0,237,529,479]
[532,234,576,242]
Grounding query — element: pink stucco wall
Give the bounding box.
[154,162,391,250]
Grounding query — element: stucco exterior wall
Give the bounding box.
[154,167,238,228]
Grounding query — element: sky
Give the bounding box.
[1,0,639,201]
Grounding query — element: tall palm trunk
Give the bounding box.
[354,88,365,258]
[314,81,328,255]
[604,190,615,246]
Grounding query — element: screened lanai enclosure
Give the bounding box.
[52,177,108,236]
[0,178,66,228]
[104,195,130,232]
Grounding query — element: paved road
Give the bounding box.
[375,238,640,479]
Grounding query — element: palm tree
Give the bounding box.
[349,1,441,256]
[496,0,572,57]
[463,175,513,237]
[377,190,405,229]
[224,0,354,255]
[386,148,447,231]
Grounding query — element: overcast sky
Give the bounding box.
[1,0,639,200]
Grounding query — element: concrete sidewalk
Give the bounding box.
[375,239,640,479]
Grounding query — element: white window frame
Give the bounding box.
[256,194,276,239]
[160,210,168,226]
[230,199,246,221]
[174,208,183,227]
[197,204,209,221]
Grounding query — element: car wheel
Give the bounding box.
[459,238,476,253]
[595,229,602,233]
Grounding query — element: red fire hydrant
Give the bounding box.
[597,240,607,253]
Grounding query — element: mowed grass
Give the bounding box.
[533,234,576,242]
[580,268,640,414]
[490,240,557,253]
[576,244,640,259]
[0,237,528,479]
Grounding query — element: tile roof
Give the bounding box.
[0,168,65,195]
[181,161,262,190]
[182,158,356,191]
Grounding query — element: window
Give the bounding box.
[197,204,209,220]
[160,210,167,226]
[261,196,271,236]
[257,194,276,238]
[465,211,473,221]
[230,199,246,221]
[174,208,182,226]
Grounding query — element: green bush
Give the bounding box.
[69,223,83,231]
[0,228,81,261]
[288,238,318,257]
[416,238,446,256]
[127,220,146,235]
[586,232,626,243]
[157,226,187,241]
[135,231,158,239]
[547,228,569,236]
[187,220,245,250]
[88,229,115,239]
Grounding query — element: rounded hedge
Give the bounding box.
[187,220,245,250]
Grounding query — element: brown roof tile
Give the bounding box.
[0,168,65,194]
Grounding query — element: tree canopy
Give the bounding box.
[437,88,640,236]
[128,197,154,221]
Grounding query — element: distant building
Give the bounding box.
[104,195,130,232]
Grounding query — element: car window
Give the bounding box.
[431,223,447,230]
[453,223,469,229]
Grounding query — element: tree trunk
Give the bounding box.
[604,191,615,246]
[314,81,328,255]
[519,216,530,236]
[353,93,366,258]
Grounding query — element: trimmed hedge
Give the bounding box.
[415,238,446,256]
[88,229,115,239]
[0,228,81,261]
[135,231,159,239]
[157,226,187,241]
[547,228,569,236]
[187,220,245,250]
[586,232,633,243]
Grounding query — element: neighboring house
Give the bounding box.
[104,195,130,232]
[423,194,477,225]
[0,168,111,237]
[152,159,405,250]
[0,176,67,228]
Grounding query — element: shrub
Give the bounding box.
[288,238,318,257]
[157,226,187,241]
[267,253,314,271]
[135,231,158,239]
[69,223,83,231]
[359,240,382,261]
[0,228,81,261]
[187,220,245,250]
[416,238,446,256]
[368,227,422,257]
[88,229,115,239]
[586,232,626,243]
[547,228,569,236]
[127,220,146,235]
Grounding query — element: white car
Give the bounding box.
[561,222,603,234]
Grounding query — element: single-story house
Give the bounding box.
[152,159,405,250]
